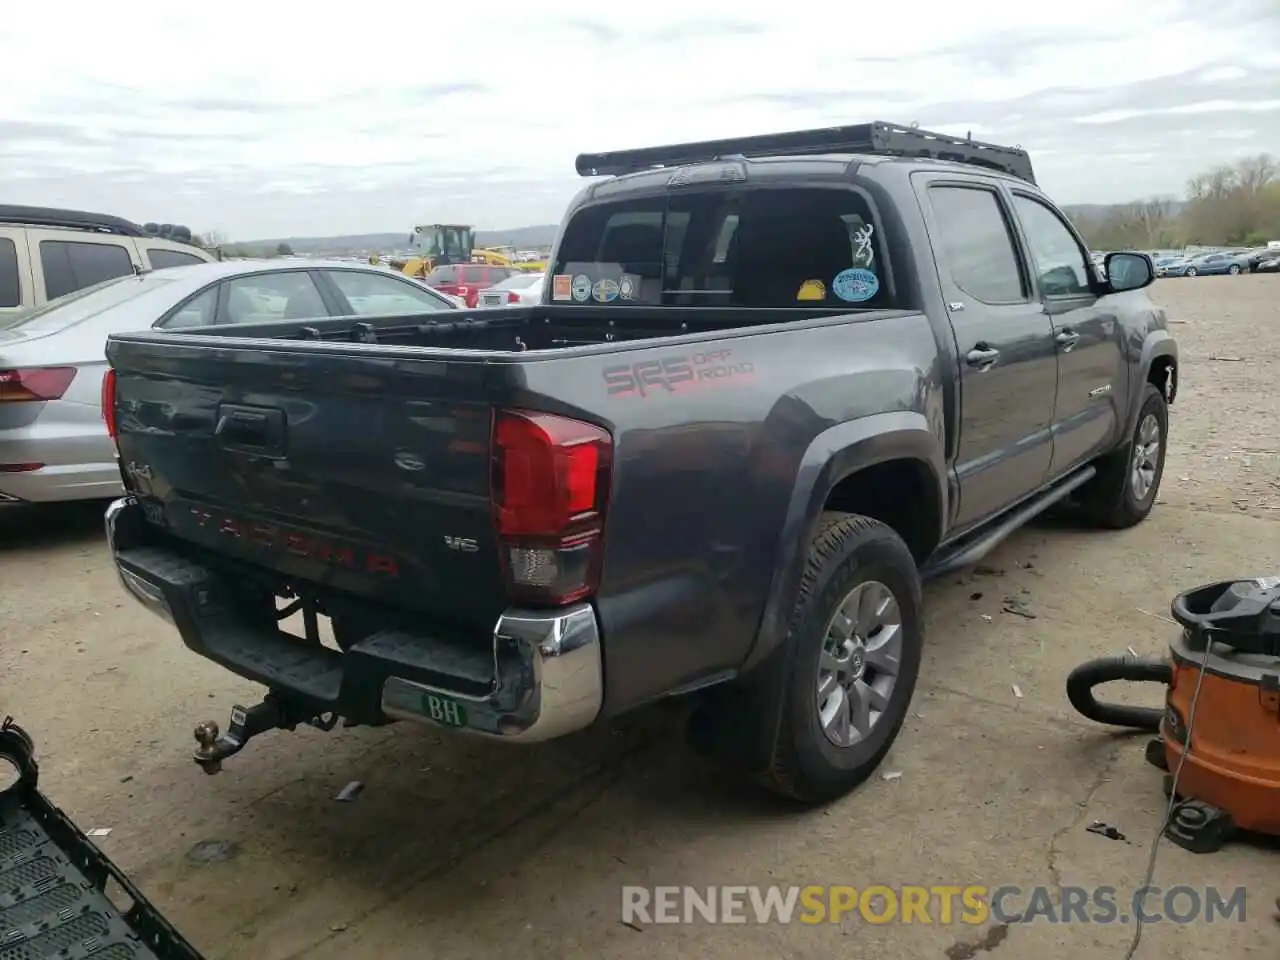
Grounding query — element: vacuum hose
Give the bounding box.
[1065,656,1172,731]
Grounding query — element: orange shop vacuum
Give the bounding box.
[1066,577,1280,853]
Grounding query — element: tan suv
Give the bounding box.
[0,205,216,320]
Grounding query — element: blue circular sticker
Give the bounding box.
[832,268,879,303]
[571,275,592,302]
[592,278,620,302]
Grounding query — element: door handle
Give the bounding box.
[1055,329,1081,351]
[966,346,1000,368]
[215,404,286,457]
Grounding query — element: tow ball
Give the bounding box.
[192,694,339,775]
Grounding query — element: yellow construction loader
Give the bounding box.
[394,223,545,277]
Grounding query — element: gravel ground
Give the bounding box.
[2,275,1278,959]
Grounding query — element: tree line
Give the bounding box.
[1070,154,1278,251]
[188,230,293,258]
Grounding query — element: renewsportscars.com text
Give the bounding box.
[620,885,1248,926]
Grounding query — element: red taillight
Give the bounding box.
[101,368,118,442]
[0,367,77,403]
[492,409,612,606]
[507,291,521,304]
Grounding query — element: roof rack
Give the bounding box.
[574,121,1036,184]
[0,204,148,237]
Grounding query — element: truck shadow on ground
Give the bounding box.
[153,519,1164,957]
[0,500,112,552]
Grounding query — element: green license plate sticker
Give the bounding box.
[420,692,468,728]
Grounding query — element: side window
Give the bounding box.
[161,286,219,329]
[40,240,134,300]
[147,248,205,270]
[325,270,450,316]
[0,238,20,308]
[1011,195,1092,296]
[221,272,328,324]
[926,186,1026,303]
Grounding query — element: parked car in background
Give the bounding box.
[420,262,521,307]
[1162,251,1249,277]
[477,272,545,307]
[1243,248,1278,273]
[1153,255,1185,277]
[0,259,454,504]
[1256,252,1280,273]
[0,205,216,321]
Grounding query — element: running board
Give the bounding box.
[921,466,1097,581]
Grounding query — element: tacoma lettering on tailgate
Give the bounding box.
[189,507,401,577]
[602,349,755,398]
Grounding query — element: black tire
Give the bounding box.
[1077,383,1169,529]
[1228,264,1241,276]
[746,513,924,803]
[1186,267,1198,278]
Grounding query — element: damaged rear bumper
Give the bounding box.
[104,496,604,743]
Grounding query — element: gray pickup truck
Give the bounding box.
[101,122,1177,803]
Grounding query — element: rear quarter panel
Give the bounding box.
[518,313,945,714]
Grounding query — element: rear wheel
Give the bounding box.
[1077,383,1168,529]
[1228,264,1241,276]
[692,513,924,803]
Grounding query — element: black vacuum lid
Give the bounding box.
[1171,578,1280,656]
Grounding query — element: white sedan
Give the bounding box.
[476,272,545,307]
[0,259,455,504]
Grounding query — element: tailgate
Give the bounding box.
[107,335,508,628]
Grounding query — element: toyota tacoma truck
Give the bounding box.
[99,122,1177,803]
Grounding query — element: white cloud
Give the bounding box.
[1,2,1277,238]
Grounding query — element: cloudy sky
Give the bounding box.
[3,3,1277,240]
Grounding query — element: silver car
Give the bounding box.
[476,272,545,307]
[0,259,456,504]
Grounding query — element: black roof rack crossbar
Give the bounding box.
[575,121,1036,184]
[0,204,147,236]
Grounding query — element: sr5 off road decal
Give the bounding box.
[603,349,755,398]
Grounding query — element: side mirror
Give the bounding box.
[1104,252,1154,293]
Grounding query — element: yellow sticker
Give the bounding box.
[796,279,826,301]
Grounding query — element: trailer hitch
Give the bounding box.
[193,694,339,774]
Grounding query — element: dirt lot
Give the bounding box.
[3,275,1278,959]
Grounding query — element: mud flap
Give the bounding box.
[0,717,206,959]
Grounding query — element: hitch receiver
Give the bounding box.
[193,694,335,774]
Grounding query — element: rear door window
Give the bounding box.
[40,240,135,300]
[0,238,20,308]
[926,186,1027,303]
[221,272,329,324]
[424,265,459,285]
[551,187,887,308]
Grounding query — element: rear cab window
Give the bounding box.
[550,186,889,308]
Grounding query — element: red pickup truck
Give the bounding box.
[421,263,520,307]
